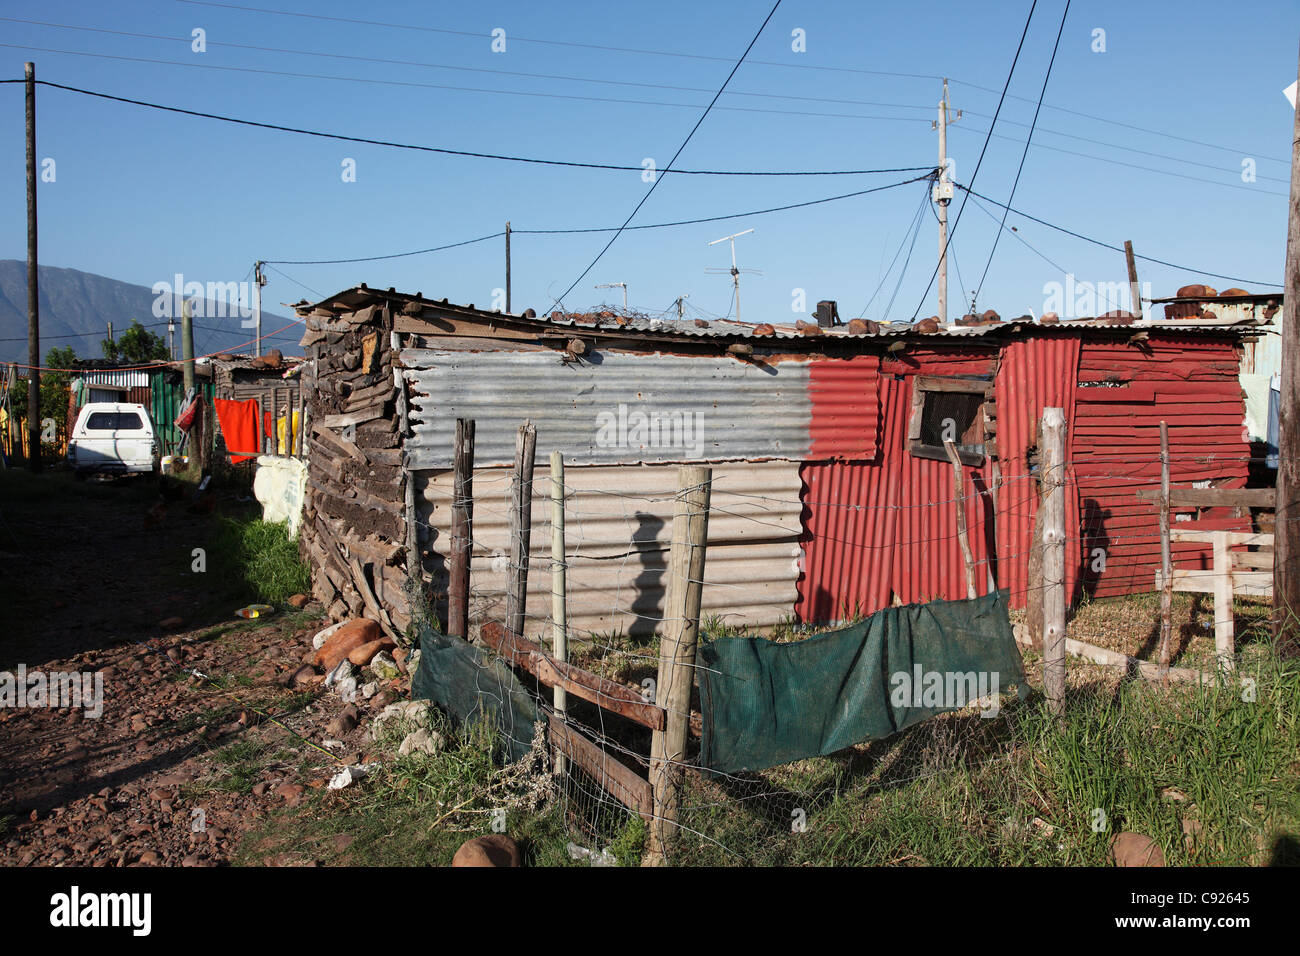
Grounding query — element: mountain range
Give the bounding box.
[0,260,306,365]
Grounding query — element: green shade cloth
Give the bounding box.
[698,590,1024,773]
[410,621,539,763]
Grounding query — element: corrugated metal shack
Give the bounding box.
[294,286,1263,638]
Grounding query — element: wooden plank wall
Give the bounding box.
[297,302,412,637]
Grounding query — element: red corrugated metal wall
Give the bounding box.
[808,355,880,460]
[993,333,1082,607]
[1071,335,1250,600]
[797,347,999,623]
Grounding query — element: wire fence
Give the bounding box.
[399,446,1292,866]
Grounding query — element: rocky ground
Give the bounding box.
[0,470,412,867]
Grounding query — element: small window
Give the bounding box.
[907,375,992,465]
[86,412,143,431]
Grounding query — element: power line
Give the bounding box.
[911,1,1041,320]
[18,75,928,178]
[975,0,1071,302]
[2,45,935,141]
[173,0,1289,165]
[547,0,785,311]
[260,174,928,266]
[859,185,930,318]
[955,182,1283,288]
[0,16,940,117]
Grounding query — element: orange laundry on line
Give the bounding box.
[214,398,270,464]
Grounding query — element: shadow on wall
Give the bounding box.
[1076,498,1111,606]
[628,512,665,640]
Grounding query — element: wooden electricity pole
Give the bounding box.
[25,62,40,473]
[1275,38,1300,657]
[505,222,512,314]
[1041,408,1067,715]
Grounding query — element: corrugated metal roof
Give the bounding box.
[73,369,150,388]
[302,285,1267,344]
[416,461,802,636]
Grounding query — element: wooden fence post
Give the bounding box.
[644,465,711,867]
[943,439,978,599]
[1158,421,1173,674]
[1041,408,1067,716]
[505,420,536,642]
[550,450,568,775]
[447,418,475,639]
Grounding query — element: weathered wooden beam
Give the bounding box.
[1136,487,1275,509]
[548,715,652,821]
[478,621,666,731]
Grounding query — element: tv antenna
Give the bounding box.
[595,282,627,311]
[707,228,761,322]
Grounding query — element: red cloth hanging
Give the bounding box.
[214,398,266,464]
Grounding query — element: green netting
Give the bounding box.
[410,621,539,763]
[698,590,1025,773]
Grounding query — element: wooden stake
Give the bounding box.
[1124,239,1142,318]
[549,450,568,775]
[505,420,536,642]
[1212,535,1236,676]
[644,465,711,867]
[447,418,475,639]
[295,384,304,457]
[1040,407,1066,716]
[1158,421,1173,673]
[1274,37,1300,657]
[944,439,977,599]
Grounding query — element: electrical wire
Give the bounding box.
[975,0,1071,301]
[541,0,783,311]
[859,184,930,318]
[169,1,1288,165]
[20,76,929,178]
[910,0,1040,319]
[955,183,1284,288]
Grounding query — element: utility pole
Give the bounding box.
[595,282,627,311]
[675,294,689,321]
[253,260,266,357]
[1273,37,1300,657]
[168,317,176,360]
[1124,240,1143,317]
[934,79,960,325]
[181,298,195,395]
[505,221,512,313]
[707,229,759,323]
[25,62,39,473]
[107,322,113,350]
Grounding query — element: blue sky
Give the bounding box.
[1,0,1296,347]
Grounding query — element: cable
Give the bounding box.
[975,0,1071,302]
[172,0,1289,166]
[956,183,1284,288]
[266,232,505,266]
[0,16,940,118]
[859,185,930,318]
[911,0,1040,320]
[549,0,783,311]
[883,197,927,321]
[20,76,928,178]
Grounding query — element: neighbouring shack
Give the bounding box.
[293,286,1270,644]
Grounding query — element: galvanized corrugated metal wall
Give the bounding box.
[796,346,1000,623]
[402,350,883,470]
[1071,335,1251,600]
[416,461,803,638]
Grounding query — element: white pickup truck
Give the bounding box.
[66,402,158,479]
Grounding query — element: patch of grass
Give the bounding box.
[209,516,311,605]
[233,712,573,867]
[211,738,278,793]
